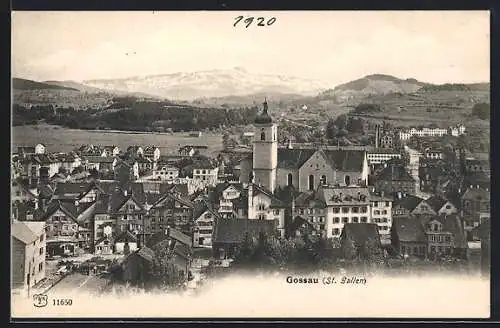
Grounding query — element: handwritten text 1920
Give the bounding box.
[234,16,277,28]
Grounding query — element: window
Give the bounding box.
[273,210,280,215]
[333,228,340,235]
[333,207,340,214]
[333,217,340,223]
[39,247,44,255]
[382,218,388,223]
[382,210,387,215]
[258,204,265,211]
[374,201,378,207]
[385,201,390,207]
[361,206,367,213]
[342,217,349,223]
[361,217,367,223]
[258,214,265,220]
[261,129,266,141]
[40,235,44,242]
[38,262,43,272]
[308,208,314,214]
[308,175,315,191]
[320,175,327,185]
[352,217,359,223]
[374,210,380,215]
[344,175,350,186]
[352,207,359,213]
[287,173,293,186]
[342,207,349,213]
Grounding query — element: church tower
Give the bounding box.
[252,98,278,192]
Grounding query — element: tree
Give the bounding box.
[471,103,490,120]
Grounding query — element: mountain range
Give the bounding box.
[12,69,489,109]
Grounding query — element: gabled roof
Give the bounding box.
[426,195,453,212]
[322,149,366,172]
[152,192,193,209]
[172,242,191,259]
[136,247,155,263]
[84,155,116,163]
[393,194,424,212]
[294,190,326,207]
[115,230,137,243]
[193,200,219,220]
[251,183,286,208]
[392,217,427,243]
[213,218,277,244]
[341,223,381,245]
[462,187,490,201]
[169,228,192,247]
[12,221,45,244]
[95,234,114,246]
[52,182,97,199]
[40,201,78,221]
[376,164,414,182]
[289,215,317,232]
[277,148,316,169]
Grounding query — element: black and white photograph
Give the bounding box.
[10,10,490,318]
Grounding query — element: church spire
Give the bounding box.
[263,97,269,115]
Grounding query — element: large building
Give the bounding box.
[239,100,369,193]
[12,220,47,292]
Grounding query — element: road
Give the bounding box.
[46,273,109,296]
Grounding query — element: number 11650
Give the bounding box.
[234,16,276,28]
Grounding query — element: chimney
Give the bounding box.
[375,125,380,148]
[287,139,293,149]
[248,184,254,219]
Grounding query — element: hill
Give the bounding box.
[317,74,428,103]
[80,67,331,100]
[12,78,79,91]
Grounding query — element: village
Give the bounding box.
[11,99,490,297]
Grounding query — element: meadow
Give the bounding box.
[12,123,223,155]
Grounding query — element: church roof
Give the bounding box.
[277,149,317,169]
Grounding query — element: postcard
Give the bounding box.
[11,10,490,319]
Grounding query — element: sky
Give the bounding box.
[11,11,490,86]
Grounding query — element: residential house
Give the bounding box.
[374,159,416,195]
[127,146,144,157]
[147,192,194,236]
[35,143,46,154]
[143,146,161,162]
[290,190,327,238]
[146,227,193,281]
[153,165,179,181]
[193,161,219,187]
[94,225,115,255]
[83,155,116,173]
[114,158,140,181]
[102,145,121,157]
[179,146,196,157]
[391,217,427,258]
[369,192,393,243]
[193,201,221,247]
[117,247,155,287]
[247,183,287,237]
[461,187,490,235]
[11,178,38,209]
[425,195,458,215]
[115,230,139,254]
[212,218,277,261]
[136,156,154,175]
[39,200,97,255]
[392,194,436,217]
[464,158,490,177]
[340,223,383,261]
[51,182,102,204]
[319,185,371,239]
[12,220,46,291]
[421,214,467,258]
[289,215,318,238]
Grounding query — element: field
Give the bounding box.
[12,123,223,155]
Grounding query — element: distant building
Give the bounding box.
[152,165,179,181]
[461,187,490,235]
[367,149,402,165]
[398,127,448,140]
[193,161,219,187]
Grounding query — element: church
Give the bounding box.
[239,99,370,193]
